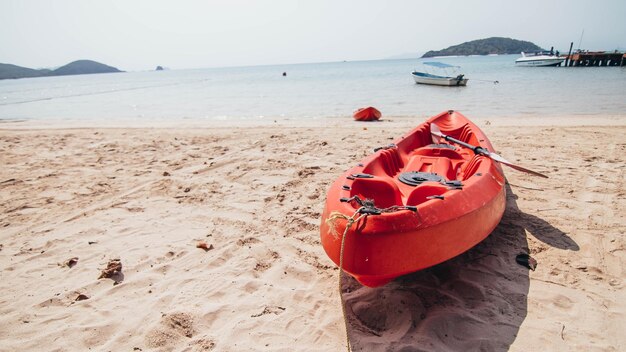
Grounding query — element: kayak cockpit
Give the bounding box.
[346,141,489,210]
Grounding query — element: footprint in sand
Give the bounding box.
[145,312,195,348]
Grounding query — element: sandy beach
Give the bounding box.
[0,115,624,351]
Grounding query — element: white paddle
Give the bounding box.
[430,123,548,178]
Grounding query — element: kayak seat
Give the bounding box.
[406,183,448,206]
[362,148,404,177]
[412,144,464,160]
[395,126,432,156]
[350,176,402,209]
[402,155,457,181]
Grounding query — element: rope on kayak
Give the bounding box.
[326,200,418,351]
[327,208,367,352]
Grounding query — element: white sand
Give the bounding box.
[1,115,624,351]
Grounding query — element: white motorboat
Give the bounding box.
[515,51,564,67]
[411,62,468,86]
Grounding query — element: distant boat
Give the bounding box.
[353,106,381,121]
[411,62,468,86]
[515,51,564,67]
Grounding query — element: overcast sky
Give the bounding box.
[1,0,625,71]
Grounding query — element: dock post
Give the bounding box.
[566,42,573,67]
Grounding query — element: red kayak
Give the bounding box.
[353,106,381,121]
[320,110,506,287]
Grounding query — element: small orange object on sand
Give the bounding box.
[353,106,381,121]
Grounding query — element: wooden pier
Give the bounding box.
[563,51,626,67]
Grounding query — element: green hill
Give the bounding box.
[0,60,123,80]
[422,37,544,58]
[0,63,47,80]
[52,60,122,76]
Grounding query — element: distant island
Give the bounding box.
[422,37,544,58]
[0,60,123,80]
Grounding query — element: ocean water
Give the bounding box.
[1,55,625,122]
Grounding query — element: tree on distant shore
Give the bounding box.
[422,37,544,58]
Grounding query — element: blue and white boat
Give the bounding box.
[515,51,564,67]
[411,62,468,86]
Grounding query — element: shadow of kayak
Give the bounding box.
[341,183,575,351]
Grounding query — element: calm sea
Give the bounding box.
[1,55,625,122]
